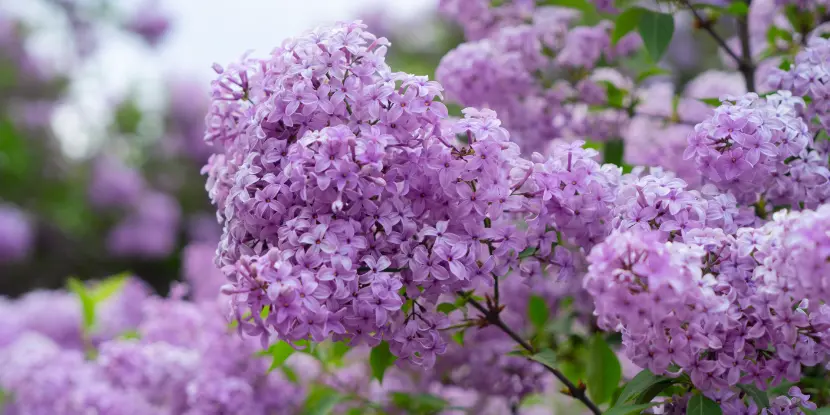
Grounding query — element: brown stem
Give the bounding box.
[736,0,756,92]
[457,292,603,415]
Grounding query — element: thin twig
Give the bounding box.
[680,0,746,69]
[457,292,603,415]
[736,0,756,92]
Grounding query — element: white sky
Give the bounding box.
[6,0,437,157]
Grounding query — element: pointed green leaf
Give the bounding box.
[737,384,769,409]
[634,379,676,404]
[638,9,674,62]
[603,138,625,167]
[518,246,537,259]
[390,392,448,413]
[698,97,722,107]
[262,342,296,373]
[528,295,550,330]
[90,273,129,302]
[303,386,345,415]
[369,341,397,383]
[587,334,622,405]
[67,278,95,331]
[636,67,671,83]
[616,369,665,404]
[528,348,558,370]
[613,7,644,45]
[687,393,722,415]
[725,1,748,16]
[540,0,597,14]
[606,402,660,415]
[437,302,458,314]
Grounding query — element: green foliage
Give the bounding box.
[390,392,448,414]
[437,302,458,314]
[539,0,597,15]
[528,348,558,370]
[260,341,296,373]
[68,278,96,332]
[612,7,645,45]
[369,341,397,383]
[636,67,671,84]
[303,385,345,415]
[698,97,722,107]
[725,2,749,16]
[527,295,549,331]
[114,98,143,134]
[637,9,675,62]
[615,369,663,404]
[518,246,538,259]
[605,403,659,415]
[737,384,769,409]
[604,139,625,167]
[587,334,622,405]
[686,393,722,415]
[67,273,130,334]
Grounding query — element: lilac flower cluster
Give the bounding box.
[585,204,830,410]
[684,92,830,206]
[0,290,302,415]
[772,37,830,130]
[436,3,641,151]
[205,21,540,368]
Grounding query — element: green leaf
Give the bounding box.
[369,341,397,383]
[281,365,300,383]
[437,302,458,314]
[603,139,625,167]
[528,295,550,330]
[303,386,345,415]
[390,392,448,413]
[725,1,749,16]
[518,246,537,259]
[327,341,351,364]
[616,369,664,404]
[262,342,296,373]
[452,330,466,346]
[638,9,675,62]
[686,393,722,415]
[636,67,671,83]
[698,97,722,107]
[634,379,676,404]
[587,334,622,405]
[540,0,597,14]
[600,81,627,108]
[737,384,769,409]
[118,330,141,340]
[606,403,660,415]
[114,99,143,134]
[90,273,130,302]
[612,7,644,45]
[528,348,559,370]
[67,278,95,332]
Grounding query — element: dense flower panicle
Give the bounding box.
[523,139,620,250]
[684,92,830,206]
[0,203,34,263]
[773,37,830,130]
[586,205,830,410]
[0,289,303,415]
[204,21,539,368]
[438,0,538,40]
[436,4,641,151]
